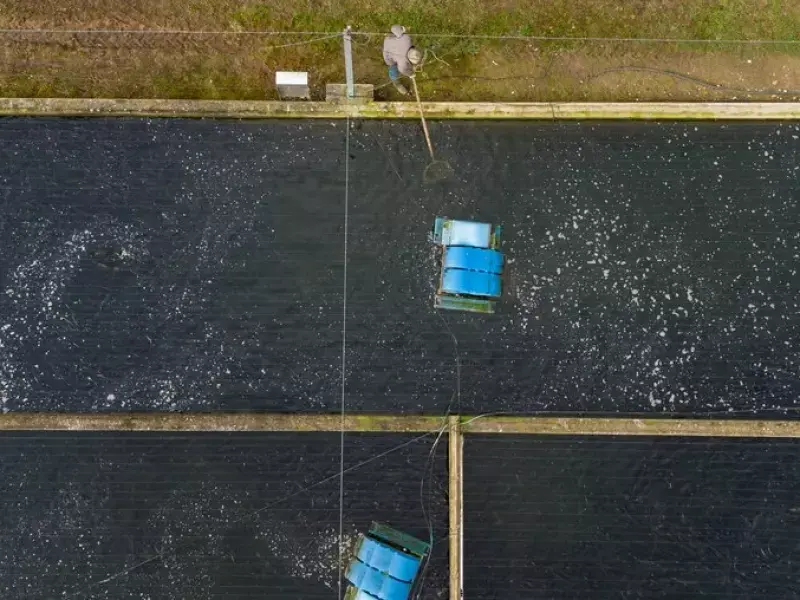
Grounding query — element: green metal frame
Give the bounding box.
[343,523,430,600]
[489,224,503,249]
[368,522,430,558]
[434,294,497,314]
[431,217,503,251]
[343,585,359,600]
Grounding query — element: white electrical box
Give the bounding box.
[275,71,310,100]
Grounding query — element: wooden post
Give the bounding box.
[448,415,463,600]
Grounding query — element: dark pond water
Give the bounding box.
[464,435,800,599]
[0,431,448,599]
[1,119,798,414]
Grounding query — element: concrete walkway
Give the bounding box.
[2,98,800,119]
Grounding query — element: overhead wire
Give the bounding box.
[53,399,800,598]
[259,32,343,49]
[413,392,457,598]
[414,415,449,600]
[15,18,798,599]
[369,42,799,101]
[377,67,800,101]
[338,114,350,600]
[0,29,342,55]
[7,25,799,100]
[419,324,461,596]
[60,217,460,593]
[0,28,337,35]
[64,428,443,598]
[2,28,800,45]
[363,31,800,44]
[410,272,465,598]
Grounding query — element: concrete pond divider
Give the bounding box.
[2,412,800,436]
[2,97,800,119]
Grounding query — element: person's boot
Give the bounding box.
[393,80,409,95]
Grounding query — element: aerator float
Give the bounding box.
[431,217,504,314]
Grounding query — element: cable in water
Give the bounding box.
[64,428,441,599]
[413,287,463,598]
[414,417,449,600]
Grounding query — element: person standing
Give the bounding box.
[383,25,414,95]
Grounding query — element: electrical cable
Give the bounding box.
[410,276,465,598]
[375,65,800,101]
[357,35,800,101]
[18,23,799,599]
[0,28,337,35]
[355,31,800,45]
[3,28,800,45]
[587,66,800,97]
[414,417,449,600]
[63,429,442,598]
[260,33,343,49]
[54,401,800,598]
[8,26,799,101]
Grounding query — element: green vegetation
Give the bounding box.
[1,0,800,101]
[229,0,800,40]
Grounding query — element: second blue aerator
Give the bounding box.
[431,216,504,314]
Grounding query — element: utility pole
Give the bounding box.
[326,24,373,103]
[343,25,354,99]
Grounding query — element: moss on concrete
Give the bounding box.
[2,98,800,119]
[462,416,800,437]
[0,412,442,432]
[2,413,799,437]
